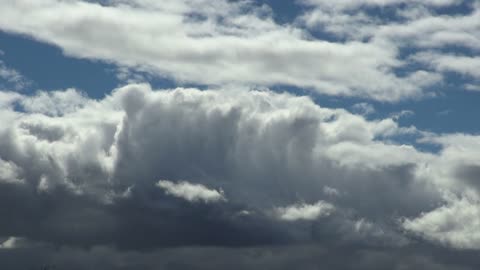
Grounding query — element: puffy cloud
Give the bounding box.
[157,180,226,203]
[412,52,480,78]
[298,0,478,94]
[300,0,479,49]
[0,159,23,184]
[0,83,480,266]
[0,237,20,249]
[19,89,91,116]
[275,201,334,221]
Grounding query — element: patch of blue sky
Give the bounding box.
[0,31,118,98]
[256,0,305,25]
[434,0,474,15]
[0,31,183,98]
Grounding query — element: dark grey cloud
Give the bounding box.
[455,164,480,192]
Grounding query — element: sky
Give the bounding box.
[0,0,479,269]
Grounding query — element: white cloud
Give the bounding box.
[412,52,480,78]
[275,201,334,221]
[1,0,480,262]
[0,159,23,184]
[465,83,480,91]
[157,180,226,203]
[323,186,340,196]
[0,91,21,108]
[300,0,458,10]
[298,0,478,97]
[300,0,479,50]
[20,88,90,116]
[0,237,21,249]
[0,0,455,101]
[403,196,480,249]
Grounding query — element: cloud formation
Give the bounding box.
[0,60,29,90]
[0,0,479,268]
[0,83,478,267]
[157,180,226,203]
[2,0,477,100]
[275,201,334,221]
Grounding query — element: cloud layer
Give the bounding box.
[1,0,477,101]
[0,0,479,268]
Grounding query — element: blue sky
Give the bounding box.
[0,1,480,269]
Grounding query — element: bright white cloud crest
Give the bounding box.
[157,180,226,203]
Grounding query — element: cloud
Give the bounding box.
[351,102,375,116]
[323,186,341,196]
[0,60,29,91]
[0,83,480,264]
[403,196,480,249]
[300,0,479,50]
[0,237,20,249]
[0,0,461,101]
[20,88,90,116]
[411,52,480,78]
[0,159,23,184]
[157,180,226,203]
[275,201,334,221]
[465,83,480,91]
[298,0,478,96]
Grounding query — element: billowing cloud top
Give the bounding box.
[0,0,478,101]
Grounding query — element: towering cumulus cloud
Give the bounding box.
[0,0,479,269]
[0,84,478,268]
